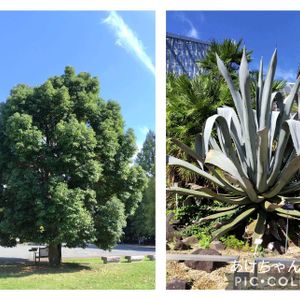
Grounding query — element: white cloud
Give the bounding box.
[175,12,200,39]
[185,19,199,39]
[103,11,155,76]
[276,67,296,82]
[251,61,296,83]
[139,126,150,136]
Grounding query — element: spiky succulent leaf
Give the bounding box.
[199,207,240,223]
[212,207,256,240]
[252,211,267,242]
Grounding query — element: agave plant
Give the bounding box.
[167,49,300,244]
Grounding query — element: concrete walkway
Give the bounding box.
[0,243,155,263]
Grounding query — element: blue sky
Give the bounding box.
[167,11,300,82]
[0,11,155,149]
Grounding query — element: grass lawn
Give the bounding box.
[0,258,155,289]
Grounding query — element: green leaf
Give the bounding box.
[256,128,269,192]
[199,206,240,223]
[212,207,256,240]
[209,205,239,212]
[167,186,250,205]
[216,54,244,124]
[205,150,258,202]
[275,208,300,218]
[167,155,225,187]
[172,138,204,168]
[259,49,277,130]
[252,211,267,242]
[239,49,257,176]
[276,213,300,221]
[265,155,300,198]
[278,195,300,204]
[255,57,263,120]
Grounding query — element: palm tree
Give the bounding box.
[198,39,252,76]
[167,73,232,184]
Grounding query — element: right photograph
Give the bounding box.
[166,11,300,290]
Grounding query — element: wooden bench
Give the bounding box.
[32,246,49,264]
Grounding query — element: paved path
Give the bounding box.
[0,243,155,263]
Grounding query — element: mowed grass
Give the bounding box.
[0,258,155,290]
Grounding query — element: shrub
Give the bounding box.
[220,235,245,250]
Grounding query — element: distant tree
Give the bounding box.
[0,66,147,266]
[136,130,155,176]
[124,131,155,244]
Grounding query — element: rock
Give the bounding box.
[184,248,225,272]
[166,213,176,242]
[267,242,274,251]
[147,255,156,261]
[166,278,188,290]
[166,243,170,250]
[210,241,225,251]
[174,240,191,251]
[101,256,120,264]
[273,241,286,255]
[182,236,198,247]
[125,255,144,262]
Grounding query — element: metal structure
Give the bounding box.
[166,33,210,78]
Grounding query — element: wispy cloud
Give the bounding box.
[176,12,200,39]
[103,11,155,76]
[251,61,296,83]
[139,126,150,136]
[276,67,296,82]
[185,19,199,39]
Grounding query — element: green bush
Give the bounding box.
[198,230,212,249]
[220,235,246,250]
[181,224,203,238]
[180,225,212,249]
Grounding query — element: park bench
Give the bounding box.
[147,254,156,261]
[125,255,145,262]
[29,246,49,264]
[101,256,121,264]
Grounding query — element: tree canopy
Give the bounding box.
[0,66,147,265]
[124,130,155,243]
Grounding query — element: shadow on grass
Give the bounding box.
[0,258,91,279]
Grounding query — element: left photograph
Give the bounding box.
[0,11,155,290]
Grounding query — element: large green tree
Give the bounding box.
[0,66,147,265]
[124,130,155,243]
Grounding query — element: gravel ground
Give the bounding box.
[167,245,300,290]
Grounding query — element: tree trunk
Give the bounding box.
[48,243,62,266]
